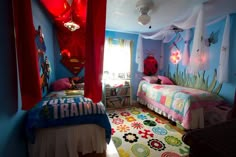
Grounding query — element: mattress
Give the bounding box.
[28,124,107,157]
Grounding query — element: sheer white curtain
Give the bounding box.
[182,29,191,66]
[188,4,209,74]
[103,38,131,80]
[136,35,144,72]
[217,15,230,83]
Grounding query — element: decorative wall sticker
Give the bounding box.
[41,56,50,92]
[170,48,182,64]
[35,25,50,94]
[205,30,219,47]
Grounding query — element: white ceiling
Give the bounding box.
[106,0,236,34]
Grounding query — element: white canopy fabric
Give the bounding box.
[136,3,230,77]
[182,29,191,66]
[188,4,208,74]
[217,15,230,83]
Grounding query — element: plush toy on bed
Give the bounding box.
[156,78,162,84]
[50,77,84,91]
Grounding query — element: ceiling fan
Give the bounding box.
[136,0,154,25]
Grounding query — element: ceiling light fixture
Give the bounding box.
[136,0,154,26]
[64,21,80,31]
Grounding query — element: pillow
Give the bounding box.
[142,75,174,85]
[50,78,71,91]
[158,75,174,85]
[142,76,158,83]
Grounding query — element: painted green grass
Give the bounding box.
[166,64,222,94]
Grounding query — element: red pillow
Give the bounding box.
[50,78,71,91]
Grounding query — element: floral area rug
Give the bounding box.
[107,107,189,157]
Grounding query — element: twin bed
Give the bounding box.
[137,79,228,130]
[25,89,111,157]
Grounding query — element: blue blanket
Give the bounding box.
[26,95,111,144]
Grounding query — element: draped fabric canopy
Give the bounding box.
[182,29,191,66]
[40,0,87,75]
[136,4,204,72]
[188,4,209,74]
[217,15,230,83]
[13,0,107,110]
[84,0,107,103]
[136,3,229,76]
[136,35,144,72]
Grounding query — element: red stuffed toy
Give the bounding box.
[143,55,158,76]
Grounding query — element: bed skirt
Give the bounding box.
[137,97,204,130]
[28,124,107,157]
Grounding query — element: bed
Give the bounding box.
[25,89,112,157]
[137,80,227,130]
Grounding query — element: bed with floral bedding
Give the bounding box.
[26,90,111,157]
[137,80,227,130]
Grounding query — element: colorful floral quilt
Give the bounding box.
[25,93,111,144]
[137,80,225,129]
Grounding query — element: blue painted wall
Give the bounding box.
[164,14,236,105]
[0,0,27,157]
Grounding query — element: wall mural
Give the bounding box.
[35,25,50,93]
[166,64,222,94]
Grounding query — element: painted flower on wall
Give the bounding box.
[170,49,182,64]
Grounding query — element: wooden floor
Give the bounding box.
[78,140,119,157]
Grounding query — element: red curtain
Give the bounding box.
[13,0,42,110]
[84,0,107,103]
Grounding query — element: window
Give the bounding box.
[103,38,132,81]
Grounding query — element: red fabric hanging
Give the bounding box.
[13,0,42,110]
[84,0,107,103]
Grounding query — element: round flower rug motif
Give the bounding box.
[147,139,166,151]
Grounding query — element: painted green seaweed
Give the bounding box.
[167,64,222,94]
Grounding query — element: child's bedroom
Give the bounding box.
[1,0,236,157]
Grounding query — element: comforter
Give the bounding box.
[137,80,225,129]
[26,92,111,144]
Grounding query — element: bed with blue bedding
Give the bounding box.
[26,90,112,157]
